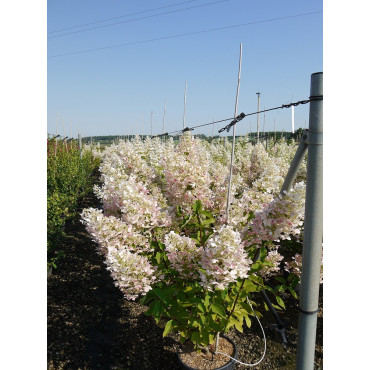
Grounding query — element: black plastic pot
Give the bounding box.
[177,335,238,370]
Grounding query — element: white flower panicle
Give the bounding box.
[164,231,202,279]
[242,181,306,248]
[105,247,157,300]
[259,249,284,278]
[80,207,151,255]
[199,225,253,291]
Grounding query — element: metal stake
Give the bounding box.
[183,81,187,130]
[256,92,261,143]
[225,43,243,223]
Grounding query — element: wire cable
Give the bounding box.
[48,0,230,39]
[218,99,311,133]
[48,11,322,59]
[214,296,267,367]
[48,0,204,34]
[150,97,317,138]
[152,116,234,137]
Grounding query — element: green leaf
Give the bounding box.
[191,331,201,344]
[289,274,300,287]
[155,252,162,264]
[211,303,226,318]
[153,301,164,318]
[202,218,215,226]
[200,329,210,345]
[204,295,211,308]
[192,200,202,213]
[276,296,286,309]
[288,286,299,299]
[234,320,243,333]
[200,209,213,218]
[199,315,207,326]
[244,315,252,328]
[248,274,264,286]
[275,276,286,285]
[197,303,206,313]
[163,320,173,337]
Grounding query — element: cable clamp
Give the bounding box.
[219,112,246,133]
[298,306,319,315]
[182,127,194,133]
[309,95,323,101]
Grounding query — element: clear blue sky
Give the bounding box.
[47,0,323,138]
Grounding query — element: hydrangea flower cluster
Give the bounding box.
[105,247,158,300]
[164,132,213,213]
[80,207,151,255]
[164,231,202,279]
[258,249,284,278]
[199,225,253,291]
[242,181,306,248]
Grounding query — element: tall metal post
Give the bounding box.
[279,133,308,195]
[225,42,242,223]
[151,110,153,137]
[183,81,187,130]
[296,72,323,370]
[256,92,261,143]
[162,98,167,135]
[78,134,82,158]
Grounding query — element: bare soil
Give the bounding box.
[179,336,235,369]
[47,190,323,370]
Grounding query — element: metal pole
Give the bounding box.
[78,134,82,158]
[151,110,153,137]
[225,42,242,223]
[256,92,261,143]
[296,72,323,370]
[280,133,308,195]
[162,98,167,135]
[183,81,187,130]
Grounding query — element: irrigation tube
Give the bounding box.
[296,72,323,370]
[215,297,267,367]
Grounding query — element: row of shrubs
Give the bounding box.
[47,139,100,270]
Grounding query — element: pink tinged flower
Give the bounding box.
[199,225,252,291]
[105,247,157,300]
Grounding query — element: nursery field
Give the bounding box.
[48,135,323,369]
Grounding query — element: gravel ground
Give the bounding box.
[47,191,323,370]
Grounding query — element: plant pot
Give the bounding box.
[177,335,237,370]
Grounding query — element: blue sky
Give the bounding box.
[47,0,323,138]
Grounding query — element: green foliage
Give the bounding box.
[47,139,99,270]
[143,276,264,350]
[142,200,272,350]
